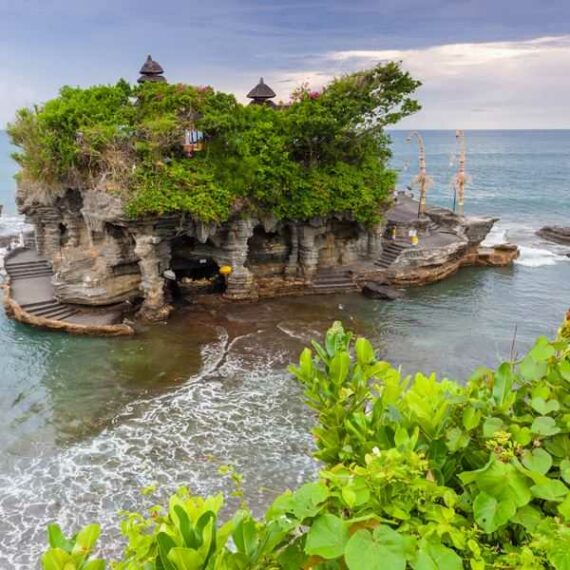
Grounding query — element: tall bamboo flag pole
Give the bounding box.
[406,131,432,217]
[454,130,467,216]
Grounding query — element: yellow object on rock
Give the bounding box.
[219,265,232,276]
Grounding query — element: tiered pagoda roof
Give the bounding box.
[138,55,167,83]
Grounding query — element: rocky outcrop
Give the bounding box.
[362,282,404,300]
[537,226,570,246]
[469,243,520,267]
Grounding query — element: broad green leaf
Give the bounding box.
[462,407,481,431]
[232,517,258,558]
[157,532,177,570]
[41,548,73,570]
[531,480,569,501]
[73,524,101,554]
[355,337,375,366]
[529,338,556,361]
[413,540,462,570]
[548,540,570,570]
[492,363,513,407]
[305,514,348,559]
[473,492,516,533]
[344,526,414,570]
[47,524,73,553]
[168,547,204,569]
[482,417,504,438]
[519,354,547,380]
[531,416,561,436]
[287,482,329,520]
[446,427,469,452]
[521,448,552,475]
[545,435,570,458]
[530,397,560,415]
[511,505,543,531]
[510,425,532,446]
[330,352,351,386]
[460,459,531,507]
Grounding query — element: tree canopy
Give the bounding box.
[8,63,421,225]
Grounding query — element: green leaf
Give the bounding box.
[510,425,532,446]
[305,514,348,560]
[531,416,561,436]
[345,526,414,570]
[531,480,569,501]
[232,517,258,558]
[492,363,513,407]
[519,354,547,381]
[445,427,469,452]
[157,532,177,570]
[287,482,329,520]
[521,448,552,475]
[168,547,204,569]
[41,548,73,570]
[47,524,73,553]
[530,397,560,415]
[482,417,504,438]
[462,407,481,431]
[529,338,556,361]
[413,540,462,570]
[73,524,101,554]
[329,352,351,385]
[511,505,543,531]
[473,492,516,533]
[355,337,375,366]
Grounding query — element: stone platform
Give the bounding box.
[2,248,133,335]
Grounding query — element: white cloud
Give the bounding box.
[275,35,570,129]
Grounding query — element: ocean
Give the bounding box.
[0,130,569,567]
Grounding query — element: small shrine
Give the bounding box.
[246,77,276,106]
[137,55,167,83]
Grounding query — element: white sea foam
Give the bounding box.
[0,326,316,568]
[0,214,29,237]
[515,246,568,268]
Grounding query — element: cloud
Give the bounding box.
[288,35,570,129]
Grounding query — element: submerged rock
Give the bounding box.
[362,282,404,300]
[537,226,570,246]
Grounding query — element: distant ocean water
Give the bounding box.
[0,130,569,567]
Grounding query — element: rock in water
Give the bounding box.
[536,226,570,246]
[362,282,404,300]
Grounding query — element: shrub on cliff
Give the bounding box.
[8,63,420,225]
[41,314,570,569]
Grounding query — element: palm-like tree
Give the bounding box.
[406,131,433,217]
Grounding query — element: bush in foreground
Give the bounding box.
[42,313,570,569]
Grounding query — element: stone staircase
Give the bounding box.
[19,299,80,321]
[5,259,53,280]
[312,267,358,293]
[375,241,408,269]
[5,256,81,321]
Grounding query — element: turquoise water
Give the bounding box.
[0,131,569,567]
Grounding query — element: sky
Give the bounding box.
[0,0,569,129]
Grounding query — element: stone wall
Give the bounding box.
[19,186,384,320]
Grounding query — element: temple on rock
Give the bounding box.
[2,57,519,335]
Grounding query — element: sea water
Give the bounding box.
[0,130,569,567]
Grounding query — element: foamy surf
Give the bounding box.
[0,326,316,569]
[515,245,568,268]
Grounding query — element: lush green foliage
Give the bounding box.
[8,64,420,224]
[41,314,570,569]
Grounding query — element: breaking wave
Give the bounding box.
[0,326,316,568]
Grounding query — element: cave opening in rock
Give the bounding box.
[170,235,225,295]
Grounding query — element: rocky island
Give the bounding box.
[2,57,518,334]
